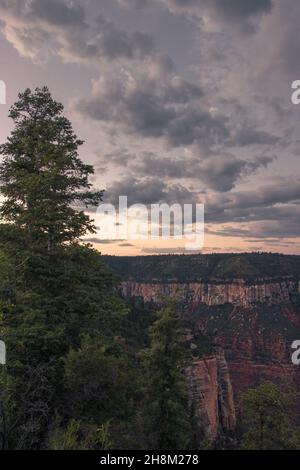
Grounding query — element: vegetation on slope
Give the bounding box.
[103,253,300,282]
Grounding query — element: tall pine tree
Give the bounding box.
[0,87,103,253]
[142,300,193,449]
[0,88,133,449]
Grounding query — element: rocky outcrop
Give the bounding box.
[120,277,300,441]
[121,279,299,308]
[186,351,236,442]
[102,254,300,445]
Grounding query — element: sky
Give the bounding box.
[0,0,299,255]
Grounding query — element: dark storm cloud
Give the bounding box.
[207,181,300,212]
[207,204,300,225]
[205,0,273,19]
[128,153,275,191]
[0,0,280,184]
[0,0,156,63]
[101,147,275,192]
[90,16,155,60]
[30,0,84,26]
[203,180,300,238]
[0,0,297,248]
[208,218,300,239]
[76,74,232,150]
[232,128,279,147]
[195,155,275,191]
[120,0,273,23]
[105,176,195,206]
[103,158,283,212]
[77,65,280,155]
[224,184,299,230]
[160,0,273,32]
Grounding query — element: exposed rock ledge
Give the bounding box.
[186,351,236,442]
[121,279,300,307]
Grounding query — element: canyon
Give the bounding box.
[120,278,300,308]
[103,254,300,443]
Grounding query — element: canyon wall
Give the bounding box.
[120,277,300,442]
[186,351,236,442]
[121,279,300,308]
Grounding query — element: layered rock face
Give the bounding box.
[186,351,236,442]
[120,277,300,440]
[103,254,300,442]
[121,279,300,308]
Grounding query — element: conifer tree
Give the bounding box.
[142,300,192,449]
[240,383,300,450]
[0,87,103,253]
[0,88,132,449]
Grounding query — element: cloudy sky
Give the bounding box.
[0,0,299,255]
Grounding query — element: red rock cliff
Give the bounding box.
[186,351,236,442]
[121,279,299,307]
[121,277,300,439]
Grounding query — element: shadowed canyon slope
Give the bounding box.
[103,253,300,441]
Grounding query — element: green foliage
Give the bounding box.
[103,253,300,282]
[190,333,213,358]
[141,300,193,449]
[239,383,300,450]
[0,242,133,449]
[63,334,137,424]
[49,420,82,450]
[122,297,158,349]
[48,419,114,450]
[0,88,134,449]
[0,87,103,253]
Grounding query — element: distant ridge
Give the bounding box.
[102,252,300,283]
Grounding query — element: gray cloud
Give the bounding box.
[232,127,279,147]
[31,0,85,26]
[0,0,298,250]
[105,175,195,206]
[102,151,275,192]
[142,246,200,254]
[203,180,300,238]
[137,153,275,191]
[160,0,273,32]
[0,0,279,187]
[119,0,273,28]
[206,180,300,213]
[118,0,151,8]
[76,73,231,151]
[209,218,300,239]
[0,0,157,63]
[84,237,125,244]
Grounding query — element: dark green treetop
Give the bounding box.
[142,300,193,449]
[0,87,103,252]
[240,382,300,450]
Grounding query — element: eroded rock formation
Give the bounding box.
[121,279,300,308]
[186,351,236,442]
[103,254,300,443]
[120,277,300,442]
